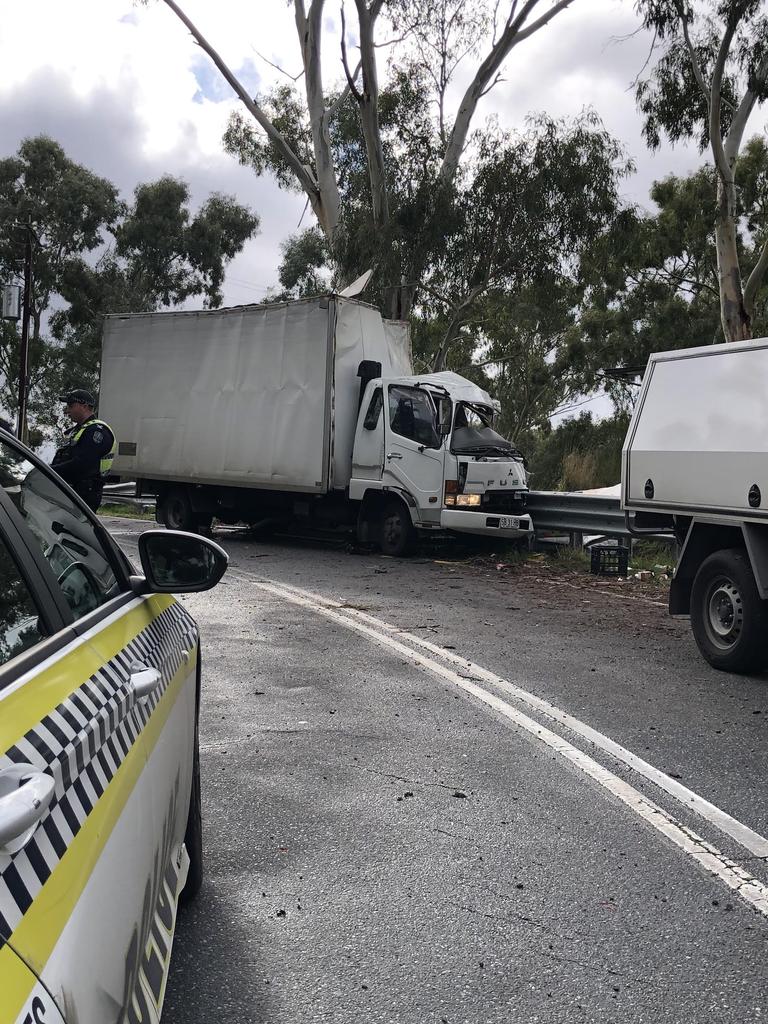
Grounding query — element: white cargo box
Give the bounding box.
[622,337,768,521]
[100,296,412,493]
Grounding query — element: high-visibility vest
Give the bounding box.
[71,418,116,477]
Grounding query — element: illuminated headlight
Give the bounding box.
[455,493,481,507]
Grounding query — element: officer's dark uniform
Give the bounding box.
[51,390,116,513]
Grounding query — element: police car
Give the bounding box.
[0,426,227,1023]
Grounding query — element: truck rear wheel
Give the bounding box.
[158,487,197,532]
[380,499,415,557]
[690,548,768,674]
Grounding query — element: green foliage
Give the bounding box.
[0,137,259,432]
[634,1,768,153]
[116,178,259,307]
[581,141,768,397]
[524,411,630,491]
[223,85,313,193]
[273,228,331,299]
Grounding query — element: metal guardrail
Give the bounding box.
[525,491,672,544]
[100,483,669,542]
[101,482,155,511]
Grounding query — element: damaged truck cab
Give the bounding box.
[350,369,531,555]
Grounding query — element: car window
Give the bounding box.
[0,534,43,667]
[388,386,440,448]
[0,438,121,621]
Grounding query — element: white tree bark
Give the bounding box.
[294,1,341,237]
[439,0,576,186]
[159,1,329,225]
[702,12,768,341]
[353,0,389,229]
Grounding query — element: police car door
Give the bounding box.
[0,435,162,1023]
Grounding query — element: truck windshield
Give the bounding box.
[451,403,518,456]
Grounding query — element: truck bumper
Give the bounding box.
[440,509,533,538]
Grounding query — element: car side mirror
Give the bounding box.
[134,530,228,594]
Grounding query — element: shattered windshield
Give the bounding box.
[451,403,517,455]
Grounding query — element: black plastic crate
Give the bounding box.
[590,545,629,577]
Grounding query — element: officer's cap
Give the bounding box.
[59,388,96,407]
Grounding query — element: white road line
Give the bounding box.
[254,576,768,860]
[243,574,768,917]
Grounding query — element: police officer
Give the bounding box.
[51,389,116,512]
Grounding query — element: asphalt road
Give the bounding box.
[107,520,768,1024]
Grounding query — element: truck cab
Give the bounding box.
[350,370,532,555]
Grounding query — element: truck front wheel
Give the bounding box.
[380,499,415,557]
[690,548,768,674]
[158,487,197,532]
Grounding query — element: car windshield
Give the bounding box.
[0,438,120,608]
[451,403,517,455]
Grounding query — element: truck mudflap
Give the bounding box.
[441,509,532,537]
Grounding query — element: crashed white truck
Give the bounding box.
[622,336,768,674]
[100,296,531,555]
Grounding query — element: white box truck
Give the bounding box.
[100,296,531,555]
[622,337,768,673]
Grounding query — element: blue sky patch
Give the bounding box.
[192,56,261,105]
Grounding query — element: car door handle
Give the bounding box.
[0,766,55,851]
[130,664,162,699]
[386,452,403,460]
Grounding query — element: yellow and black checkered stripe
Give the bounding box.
[0,595,198,1018]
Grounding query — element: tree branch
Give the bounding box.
[352,0,390,228]
[251,47,304,82]
[724,47,768,165]
[432,282,489,371]
[159,0,323,220]
[674,0,711,111]
[439,0,575,185]
[294,0,342,237]
[708,11,738,178]
[340,5,363,103]
[744,235,768,317]
[329,58,362,116]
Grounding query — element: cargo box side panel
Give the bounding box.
[331,300,413,489]
[101,302,332,491]
[626,341,768,515]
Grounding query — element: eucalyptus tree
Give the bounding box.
[0,138,259,427]
[144,0,577,315]
[635,0,768,341]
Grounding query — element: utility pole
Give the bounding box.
[16,223,32,442]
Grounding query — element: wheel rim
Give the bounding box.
[703,575,744,650]
[165,497,186,530]
[383,512,403,548]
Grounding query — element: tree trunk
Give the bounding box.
[715,174,751,342]
[355,1,389,230]
[296,1,341,239]
[439,0,576,186]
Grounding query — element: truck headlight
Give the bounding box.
[455,493,481,507]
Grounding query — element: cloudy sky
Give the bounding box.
[1,0,708,314]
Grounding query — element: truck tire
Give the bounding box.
[158,487,197,532]
[380,499,415,557]
[690,548,768,674]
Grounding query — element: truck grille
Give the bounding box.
[482,490,527,514]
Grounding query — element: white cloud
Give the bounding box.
[0,0,710,307]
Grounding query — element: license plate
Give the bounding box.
[499,516,520,529]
